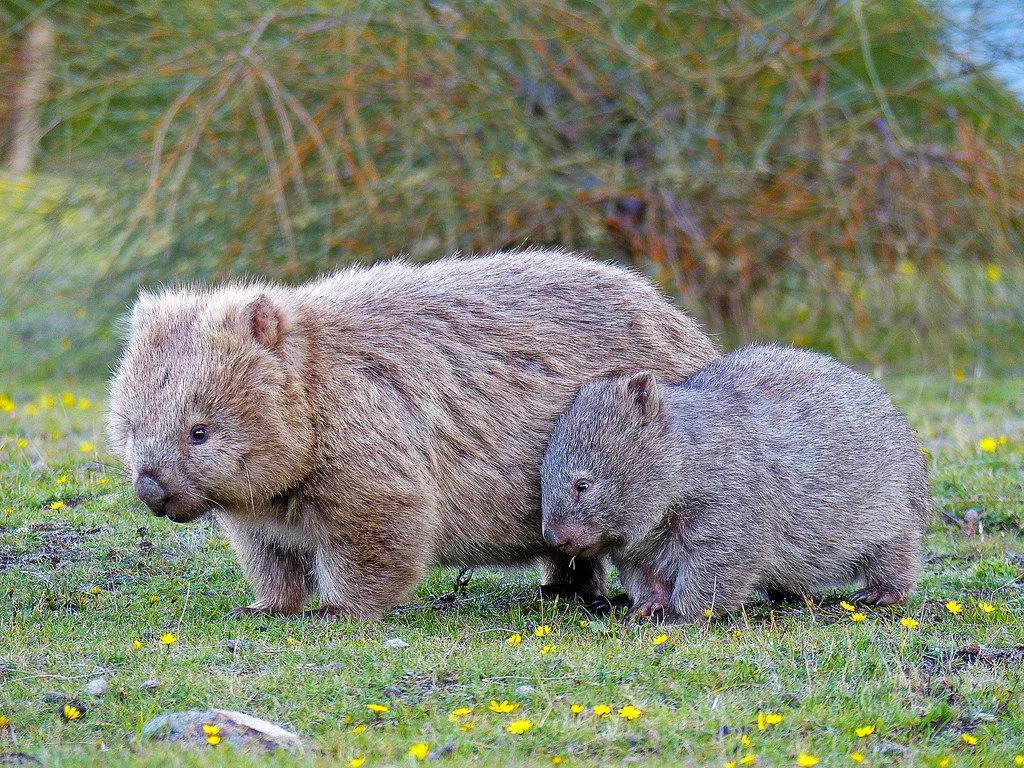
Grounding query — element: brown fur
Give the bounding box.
[108,250,718,619]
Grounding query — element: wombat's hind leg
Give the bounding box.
[537,555,608,603]
[851,539,918,607]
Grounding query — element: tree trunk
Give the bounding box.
[6,16,55,173]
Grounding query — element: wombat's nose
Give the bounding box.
[544,520,593,553]
[135,473,169,516]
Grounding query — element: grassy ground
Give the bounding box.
[1,374,1022,767]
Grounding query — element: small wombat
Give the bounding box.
[108,250,717,619]
[540,345,929,622]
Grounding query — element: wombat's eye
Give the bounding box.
[189,425,208,444]
[574,479,592,495]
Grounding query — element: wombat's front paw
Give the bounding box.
[627,599,668,623]
[850,586,908,607]
[585,593,632,616]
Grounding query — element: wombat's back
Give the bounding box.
[297,250,719,566]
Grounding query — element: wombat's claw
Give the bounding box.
[303,606,345,622]
[585,593,632,616]
[849,586,907,607]
[223,605,269,620]
[627,601,666,624]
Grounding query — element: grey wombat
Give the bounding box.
[107,250,717,619]
[540,345,929,622]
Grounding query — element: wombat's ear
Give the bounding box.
[243,295,282,350]
[624,371,660,421]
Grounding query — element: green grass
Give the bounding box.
[1,375,1022,767]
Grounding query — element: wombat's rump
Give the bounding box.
[108,250,717,619]
[540,345,930,622]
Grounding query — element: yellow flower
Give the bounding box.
[449,707,472,720]
[540,644,557,655]
[652,634,668,646]
[850,752,864,763]
[16,438,28,449]
[98,477,109,485]
[79,442,94,453]
[1014,755,1024,766]
[159,633,177,646]
[900,617,919,629]
[61,392,75,407]
[460,721,475,732]
[704,608,713,618]
[131,639,142,651]
[349,759,365,768]
[49,431,59,441]
[593,705,611,718]
[534,624,552,637]
[507,633,522,647]
[0,395,13,413]
[985,264,1001,282]
[49,501,65,511]
[937,758,950,768]
[2,508,12,516]
[978,602,995,614]
[57,475,67,485]
[409,742,429,761]
[855,724,874,737]
[489,700,518,714]
[997,436,1008,445]
[62,703,82,720]
[732,629,742,639]
[897,259,915,276]
[725,762,736,768]
[77,397,91,410]
[765,713,782,725]
[579,620,589,628]
[551,757,564,766]
[0,715,10,728]
[507,719,533,734]
[351,724,367,734]
[40,394,55,409]
[618,705,642,720]
[953,367,965,382]
[25,404,37,416]
[850,612,866,623]
[961,733,977,746]
[739,755,755,765]
[840,601,855,611]
[741,734,752,747]
[978,437,997,452]
[149,595,159,604]
[570,704,585,715]
[89,586,101,596]
[206,734,221,745]
[366,703,389,714]
[202,723,220,736]
[945,601,964,615]
[796,753,819,767]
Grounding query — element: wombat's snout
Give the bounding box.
[543,520,600,557]
[135,472,170,517]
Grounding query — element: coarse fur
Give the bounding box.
[540,345,930,622]
[107,249,718,619]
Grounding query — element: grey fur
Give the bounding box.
[540,345,930,622]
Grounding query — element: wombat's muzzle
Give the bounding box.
[135,473,169,517]
[543,520,601,558]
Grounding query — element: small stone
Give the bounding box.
[84,678,108,697]
[141,709,305,752]
[384,637,409,650]
[139,679,161,692]
[222,639,249,653]
[515,684,535,695]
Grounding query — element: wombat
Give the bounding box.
[107,250,718,619]
[540,345,929,622]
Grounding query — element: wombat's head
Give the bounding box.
[541,371,669,557]
[108,287,314,523]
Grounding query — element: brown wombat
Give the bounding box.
[107,250,717,619]
[540,345,930,622]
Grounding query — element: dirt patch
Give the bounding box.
[0,523,94,571]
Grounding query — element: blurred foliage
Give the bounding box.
[1,0,1023,374]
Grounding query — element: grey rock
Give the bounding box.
[84,678,108,697]
[384,637,409,650]
[515,684,535,695]
[140,709,305,752]
[139,679,161,692]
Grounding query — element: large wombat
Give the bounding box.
[108,250,717,619]
[540,345,929,622]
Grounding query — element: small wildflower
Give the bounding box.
[850,752,864,764]
[961,733,977,746]
[945,601,964,615]
[740,755,755,765]
[25,404,37,416]
[937,758,950,768]
[551,757,564,766]
[40,394,55,408]
[459,721,475,732]
[732,629,742,639]
[540,644,557,655]
[489,700,518,714]
[159,633,177,646]
[507,719,533,734]
[62,703,83,721]
[449,707,472,720]
[131,639,142,651]
[1014,755,1024,767]
[534,624,552,637]
[978,602,995,614]
[900,617,919,629]
[796,753,819,767]
[741,734,752,747]
[507,633,522,647]
[89,586,101,596]
[570,704,585,714]
[349,759,365,768]
[351,724,367,734]
[16,438,27,449]
[855,724,875,737]
[0,395,13,412]
[77,397,91,410]
[98,477,109,485]
[840,601,855,611]
[61,392,75,407]
[149,595,158,604]
[579,620,589,628]
[79,442,94,453]
[3,507,12,515]
[704,608,714,618]
[49,500,65,511]
[897,259,914,276]
[366,703,389,714]
[618,705,642,720]
[409,742,429,761]
[725,762,737,768]
[978,437,997,452]
[757,712,782,730]
[57,474,67,485]
[593,705,611,718]
[0,715,9,728]
[997,436,1008,445]
[850,612,866,623]
[204,723,221,746]
[953,367,965,382]
[652,633,668,646]
[985,264,1001,282]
